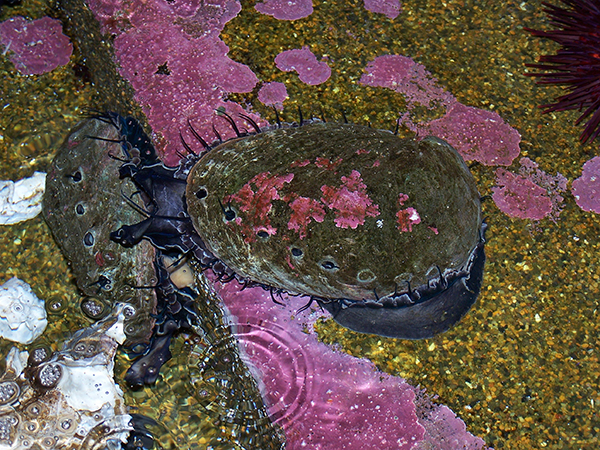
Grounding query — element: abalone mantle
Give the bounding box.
[187,122,483,305]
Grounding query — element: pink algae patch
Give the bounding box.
[87,0,261,166]
[287,197,326,239]
[257,82,288,110]
[360,55,453,109]
[363,0,402,19]
[492,169,551,220]
[275,46,331,85]
[0,16,73,75]
[360,55,522,167]
[396,193,421,232]
[321,170,380,229]
[492,157,567,221]
[226,172,294,241]
[424,102,521,166]
[572,156,600,213]
[255,0,313,20]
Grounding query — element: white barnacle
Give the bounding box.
[0,277,47,344]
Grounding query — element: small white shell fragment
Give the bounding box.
[0,171,46,225]
[105,306,127,345]
[5,346,28,376]
[0,277,47,344]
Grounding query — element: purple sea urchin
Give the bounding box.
[526,0,600,144]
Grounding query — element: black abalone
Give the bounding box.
[185,122,485,339]
[43,117,157,347]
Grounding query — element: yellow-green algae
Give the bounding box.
[1,0,599,449]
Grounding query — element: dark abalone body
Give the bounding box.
[187,122,485,339]
[46,114,484,355]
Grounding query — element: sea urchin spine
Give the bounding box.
[526,0,600,144]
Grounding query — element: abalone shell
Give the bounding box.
[43,118,157,346]
[188,123,481,297]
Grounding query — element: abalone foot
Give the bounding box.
[320,235,486,340]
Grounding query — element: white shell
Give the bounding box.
[0,277,47,344]
[0,305,132,449]
[0,172,46,225]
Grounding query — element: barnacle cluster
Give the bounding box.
[0,306,131,449]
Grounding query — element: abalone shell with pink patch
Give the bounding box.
[187,122,482,305]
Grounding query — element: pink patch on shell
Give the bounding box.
[227,172,294,241]
[396,194,421,232]
[275,46,331,85]
[492,168,552,220]
[284,254,296,270]
[428,226,439,235]
[290,159,311,168]
[314,156,343,171]
[356,148,370,155]
[287,197,326,239]
[321,170,380,229]
[396,208,421,232]
[94,251,105,267]
[397,193,409,206]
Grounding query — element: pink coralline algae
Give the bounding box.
[360,55,453,109]
[492,157,567,221]
[360,55,521,166]
[396,193,421,232]
[226,172,294,241]
[287,197,326,239]
[255,0,313,20]
[492,169,550,220]
[215,280,489,450]
[572,156,600,213]
[424,102,522,166]
[518,157,567,220]
[492,158,567,221]
[258,82,288,110]
[86,0,262,166]
[275,46,332,85]
[320,170,380,229]
[0,16,72,75]
[314,156,342,170]
[363,0,402,19]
